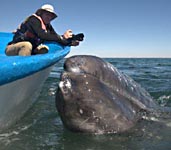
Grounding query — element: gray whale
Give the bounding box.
[56,55,167,134]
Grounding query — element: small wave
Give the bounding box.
[0,117,39,142]
[0,124,33,146]
[157,95,171,107]
[48,86,57,96]
[157,63,171,67]
[49,72,61,78]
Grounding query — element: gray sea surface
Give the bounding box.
[0,58,171,150]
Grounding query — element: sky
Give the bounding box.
[1,0,171,58]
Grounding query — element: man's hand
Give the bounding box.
[63,29,73,39]
[71,40,79,46]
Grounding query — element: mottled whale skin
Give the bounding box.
[56,55,160,134]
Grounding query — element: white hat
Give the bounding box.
[36,4,57,19]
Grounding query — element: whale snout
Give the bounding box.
[56,55,158,134]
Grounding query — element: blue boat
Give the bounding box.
[0,32,70,132]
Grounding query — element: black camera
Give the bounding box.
[72,33,84,41]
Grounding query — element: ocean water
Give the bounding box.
[0,58,171,150]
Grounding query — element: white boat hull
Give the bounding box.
[0,66,53,132]
[0,32,70,132]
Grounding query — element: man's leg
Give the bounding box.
[5,41,32,56]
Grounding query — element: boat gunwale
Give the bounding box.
[0,32,70,86]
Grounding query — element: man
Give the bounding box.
[5,4,83,56]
